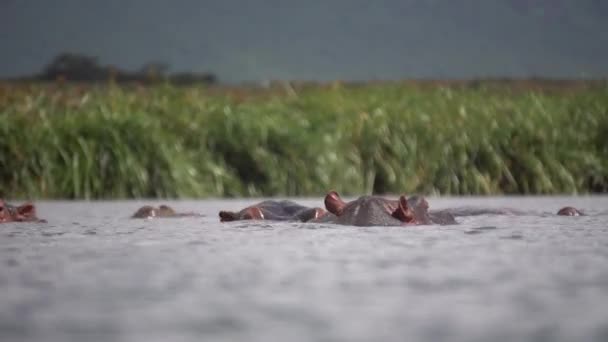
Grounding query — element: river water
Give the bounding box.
[1,196,607,342]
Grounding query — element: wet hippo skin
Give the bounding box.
[132,205,202,219]
[431,206,584,217]
[311,191,457,226]
[556,206,584,216]
[311,192,584,226]
[219,200,326,223]
[218,193,584,226]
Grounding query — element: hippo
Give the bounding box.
[0,199,46,223]
[556,206,584,216]
[219,200,326,223]
[409,195,459,225]
[132,205,202,219]
[431,206,584,217]
[311,192,584,226]
[218,192,584,227]
[311,191,457,226]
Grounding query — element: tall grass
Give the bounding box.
[1,81,607,199]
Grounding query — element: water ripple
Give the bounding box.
[0,198,607,342]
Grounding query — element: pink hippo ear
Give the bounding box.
[391,196,415,223]
[17,203,37,219]
[324,191,346,216]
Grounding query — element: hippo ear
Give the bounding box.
[219,211,238,222]
[325,191,346,216]
[391,196,415,223]
[17,203,36,218]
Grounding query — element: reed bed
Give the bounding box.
[1,81,607,199]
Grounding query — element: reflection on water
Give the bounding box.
[1,196,608,342]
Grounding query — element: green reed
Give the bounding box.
[1,81,607,199]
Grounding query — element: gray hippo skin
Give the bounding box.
[132,205,202,219]
[556,206,584,216]
[431,206,584,217]
[311,191,457,226]
[219,200,326,222]
[407,195,459,225]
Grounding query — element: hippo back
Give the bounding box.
[431,207,527,217]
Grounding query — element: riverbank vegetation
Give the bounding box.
[1,80,607,199]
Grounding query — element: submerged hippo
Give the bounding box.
[312,192,585,226]
[556,206,584,216]
[311,191,457,226]
[219,200,326,222]
[132,205,202,219]
[0,199,45,223]
[431,206,584,217]
[218,192,584,227]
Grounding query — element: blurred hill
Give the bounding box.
[1,0,607,83]
[13,52,218,85]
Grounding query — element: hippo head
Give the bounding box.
[219,207,264,222]
[0,200,39,223]
[404,195,432,224]
[295,207,327,222]
[556,206,584,216]
[132,205,177,218]
[320,191,431,226]
[219,200,326,223]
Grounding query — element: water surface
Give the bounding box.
[1,196,608,342]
